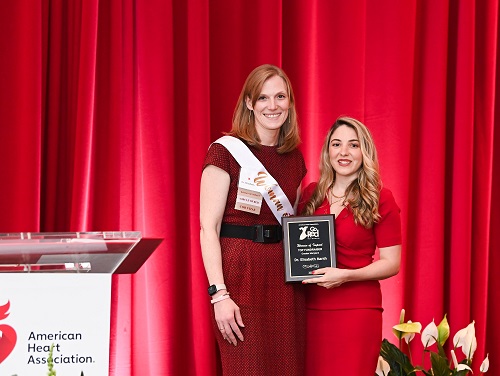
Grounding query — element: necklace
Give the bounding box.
[328,189,346,206]
[329,197,345,206]
[331,191,345,199]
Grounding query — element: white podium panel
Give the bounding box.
[0,274,111,375]
[0,231,162,375]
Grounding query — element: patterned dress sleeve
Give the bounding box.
[203,142,233,173]
[298,152,307,183]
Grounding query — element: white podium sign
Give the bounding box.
[0,274,111,376]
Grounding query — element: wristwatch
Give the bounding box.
[208,284,227,296]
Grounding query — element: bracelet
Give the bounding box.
[210,293,230,304]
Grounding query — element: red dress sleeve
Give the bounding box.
[203,142,235,174]
[298,182,317,214]
[374,188,402,248]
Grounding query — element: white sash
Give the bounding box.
[213,136,295,222]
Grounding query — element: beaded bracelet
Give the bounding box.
[210,293,230,304]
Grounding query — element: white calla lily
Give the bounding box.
[399,309,405,323]
[457,364,473,372]
[375,356,390,376]
[402,320,416,344]
[392,309,406,340]
[393,321,422,337]
[480,353,489,373]
[451,349,473,372]
[453,326,466,347]
[451,349,459,367]
[403,331,415,344]
[469,336,478,359]
[421,319,438,348]
[453,321,477,359]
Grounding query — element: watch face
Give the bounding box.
[208,285,217,296]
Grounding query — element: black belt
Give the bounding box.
[220,223,283,243]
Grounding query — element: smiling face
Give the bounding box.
[245,75,290,137]
[329,124,363,182]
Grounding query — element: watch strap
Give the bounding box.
[208,283,227,296]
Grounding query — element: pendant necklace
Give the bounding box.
[329,189,346,206]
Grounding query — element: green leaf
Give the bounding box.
[414,365,433,376]
[380,339,417,376]
[430,352,451,376]
[435,340,448,359]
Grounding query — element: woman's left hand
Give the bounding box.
[301,267,350,289]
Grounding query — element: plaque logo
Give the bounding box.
[298,226,320,240]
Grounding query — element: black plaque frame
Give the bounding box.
[282,214,336,282]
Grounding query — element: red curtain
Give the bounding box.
[0,0,498,374]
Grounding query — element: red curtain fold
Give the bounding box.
[0,1,43,231]
[0,0,498,374]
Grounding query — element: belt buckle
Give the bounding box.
[253,225,282,243]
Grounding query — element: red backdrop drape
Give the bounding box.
[0,0,498,374]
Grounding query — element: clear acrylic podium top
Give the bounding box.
[0,231,162,274]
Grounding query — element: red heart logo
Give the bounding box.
[0,301,10,320]
[0,301,17,364]
[0,324,17,363]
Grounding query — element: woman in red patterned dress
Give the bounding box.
[300,117,402,375]
[200,64,306,375]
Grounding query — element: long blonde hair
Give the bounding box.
[228,64,301,153]
[301,117,381,228]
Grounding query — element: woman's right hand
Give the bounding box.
[214,297,245,346]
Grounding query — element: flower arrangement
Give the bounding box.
[48,344,56,376]
[7,345,85,376]
[45,344,85,376]
[376,309,490,376]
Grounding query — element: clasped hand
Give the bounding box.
[302,267,349,289]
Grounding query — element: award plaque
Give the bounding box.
[282,215,336,282]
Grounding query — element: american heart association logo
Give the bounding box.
[0,300,17,364]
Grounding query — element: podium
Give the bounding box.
[0,231,162,376]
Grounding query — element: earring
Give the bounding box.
[248,110,253,125]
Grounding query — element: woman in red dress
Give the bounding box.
[200,64,306,375]
[299,116,402,375]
